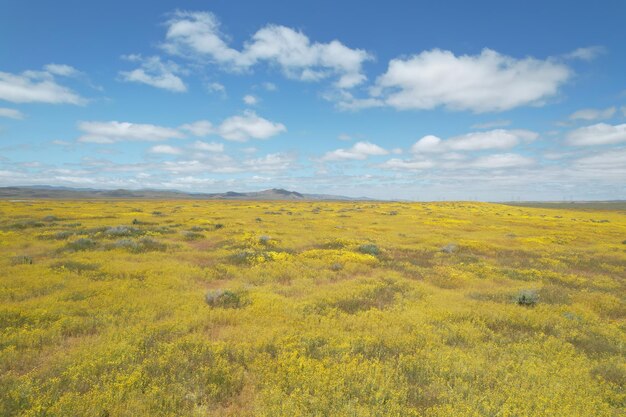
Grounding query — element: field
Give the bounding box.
[1,200,625,416]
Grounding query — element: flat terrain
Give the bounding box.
[1,200,624,416]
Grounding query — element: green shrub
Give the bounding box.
[106,237,166,253]
[65,238,97,252]
[104,226,142,237]
[51,261,99,273]
[515,289,538,307]
[205,289,246,308]
[441,243,458,254]
[183,231,204,241]
[11,255,33,265]
[358,244,380,256]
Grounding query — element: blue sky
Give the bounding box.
[1,0,625,200]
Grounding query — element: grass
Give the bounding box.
[0,199,624,416]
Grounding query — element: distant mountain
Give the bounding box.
[0,186,374,201]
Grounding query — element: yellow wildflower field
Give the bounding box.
[1,200,624,416]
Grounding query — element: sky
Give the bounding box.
[1,0,625,201]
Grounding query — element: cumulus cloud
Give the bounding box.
[44,64,81,77]
[575,148,626,168]
[242,153,296,171]
[411,129,537,153]
[162,11,372,88]
[0,107,24,120]
[563,46,606,61]
[468,153,534,169]
[190,140,223,152]
[179,120,213,136]
[321,141,388,161]
[369,48,570,112]
[78,112,285,144]
[261,82,277,91]
[378,158,434,170]
[119,55,187,92]
[149,145,183,155]
[216,110,286,141]
[243,94,258,105]
[0,67,86,105]
[471,120,511,129]
[206,82,226,96]
[566,123,626,146]
[568,106,616,121]
[77,121,185,143]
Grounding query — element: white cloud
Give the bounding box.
[78,112,285,144]
[119,55,187,92]
[471,120,511,129]
[44,64,80,77]
[179,120,213,136]
[243,94,258,105]
[568,106,616,121]
[0,107,24,120]
[190,140,223,152]
[242,153,296,171]
[0,68,86,105]
[216,110,286,141]
[575,148,626,168]
[370,48,570,112]
[411,129,537,153]
[566,123,626,146]
[262,82,277,91]
[378,158,434,170]
[149,145,183,155]
[162,11,372,88]
[563,46,606,61]
[78,121,185,143]
[468,153,534,169]
[338,133,352,141]
[411,135,442,153]
[206,82,226,95]
[321,141,388,161]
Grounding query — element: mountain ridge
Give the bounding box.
[0,186,375,201]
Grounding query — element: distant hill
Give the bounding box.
[0,186,374,201]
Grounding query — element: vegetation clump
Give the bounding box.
[441,243,458,253]
[106,237,167,253]
[205,289,246,308]
[515,289,539,306]
[65,238,97,251]
[11,255,33,265]
[358,243,380,256]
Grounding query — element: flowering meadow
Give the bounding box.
[1,200,624,416]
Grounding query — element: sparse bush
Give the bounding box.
[8,220,45,230]
[11,255,33,265]
[65,238,97,252]
[106,237,166,253]
[214,223,224,230]
[330,262,343,271]
[441,244,458,254]
[104,226,142,237]
[259,235,271,245]
[42,215,59,222]
[51,261,99,273]
[205,289,246,308]
[358,244,380,256]
[515,289,538,306]
[183,231,204,241]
